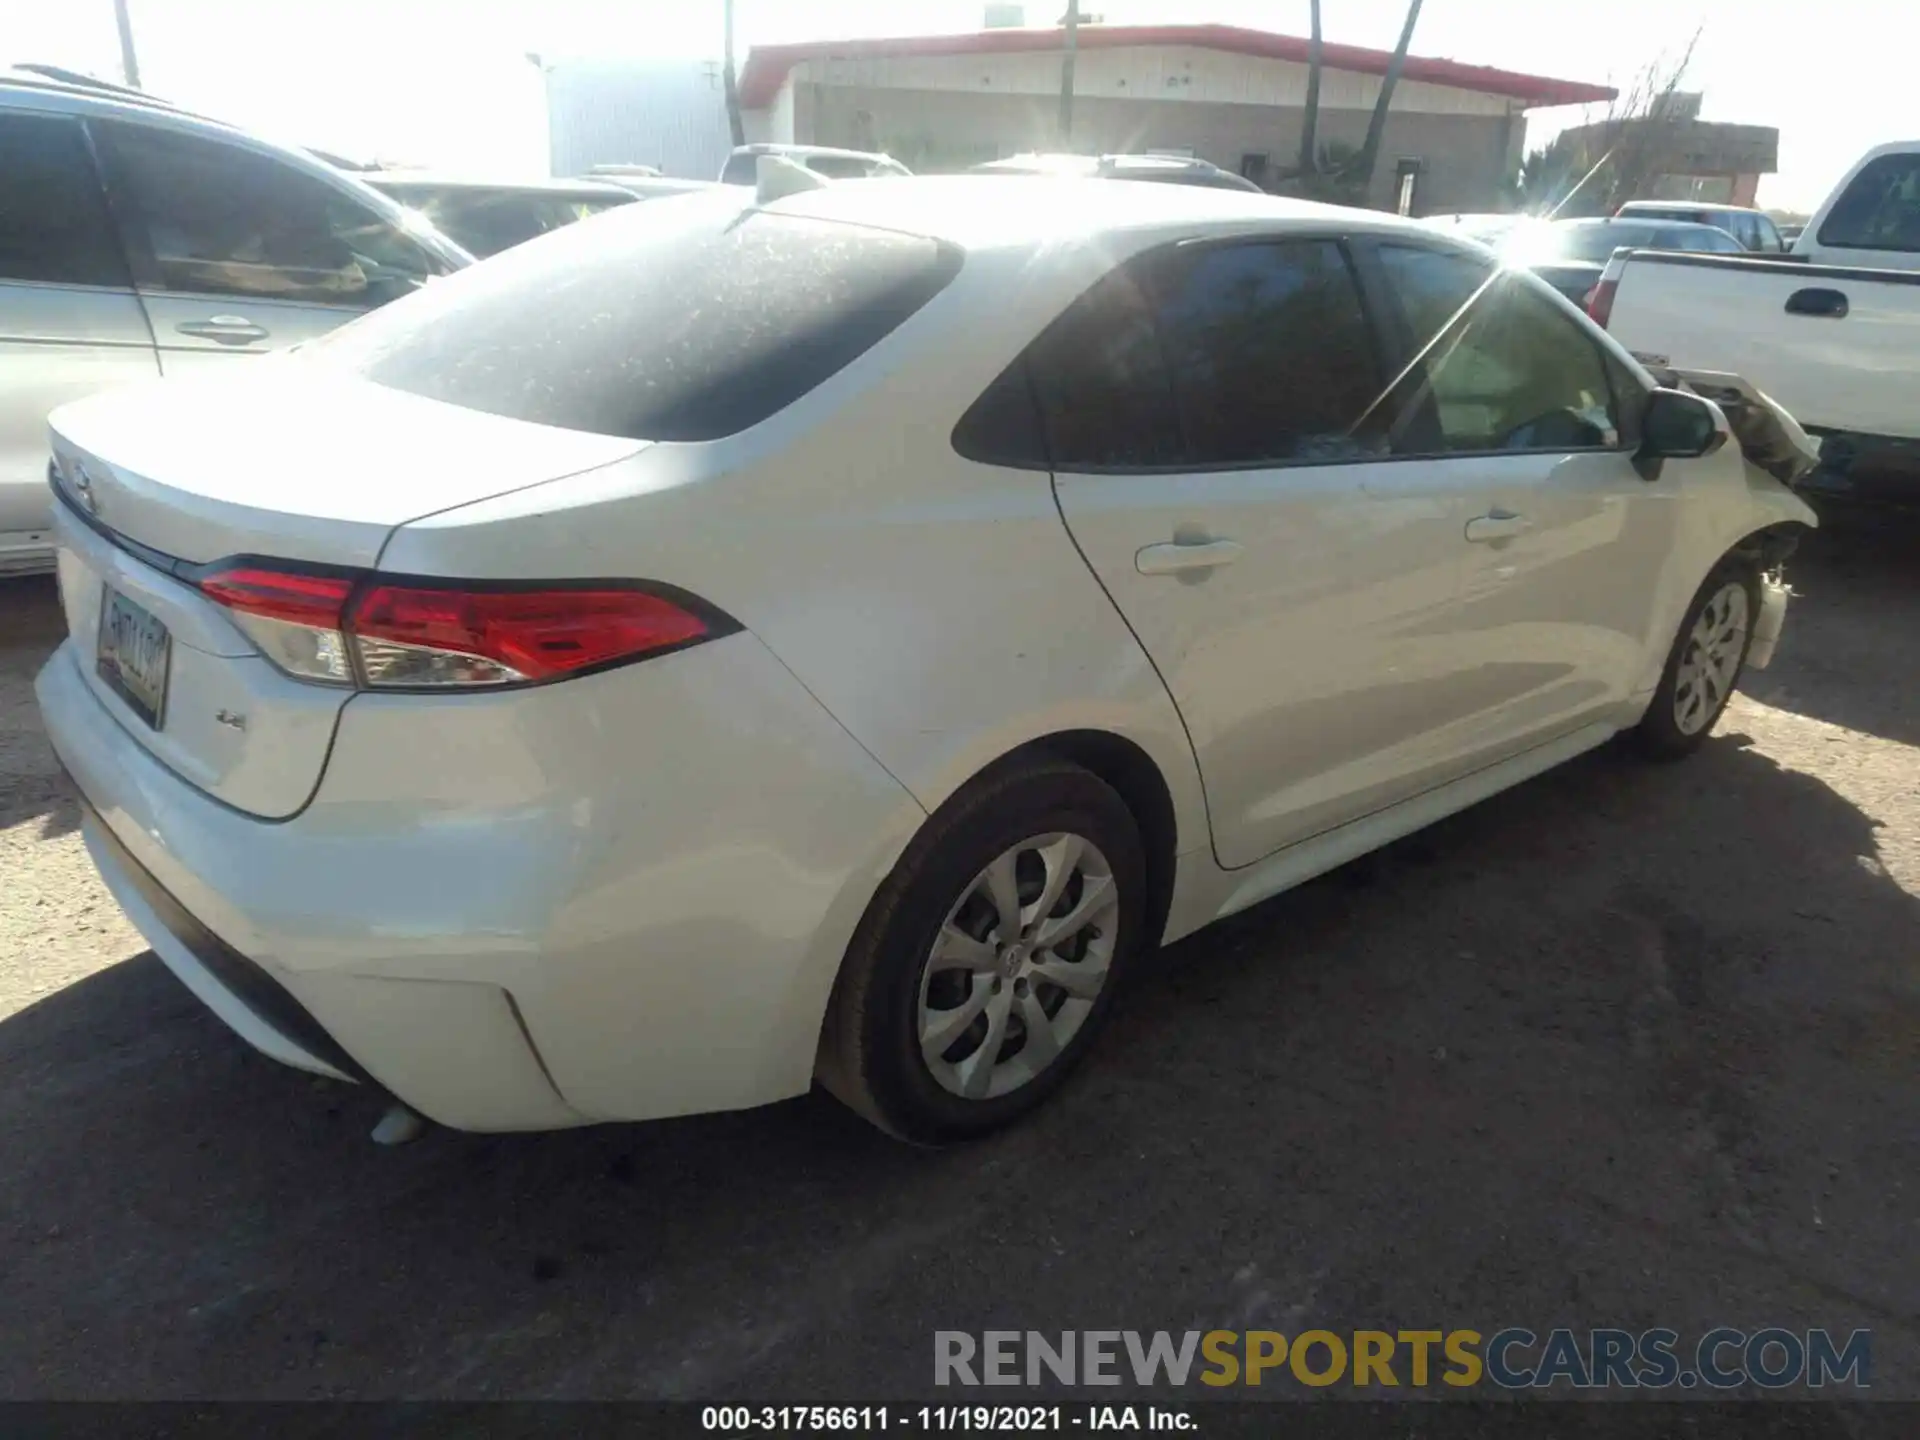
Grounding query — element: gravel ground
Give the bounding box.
[0,508,1914,1401]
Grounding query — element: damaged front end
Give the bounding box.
[1637,366,1818,672]
[1641,364,1823,488]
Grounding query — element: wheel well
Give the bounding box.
[1729,520,1810,573]
[1011,730,1180,949]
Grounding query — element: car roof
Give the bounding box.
[1558,216,1734,232]
[366,173,635,200]
[1,66,234,130]
[755,173,1444,253]
[734,142,897,162]
[1618,200,1757,215]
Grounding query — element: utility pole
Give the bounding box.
[1058,0,1080,147]
[1297,0,1322,182]
[113,0,142,88]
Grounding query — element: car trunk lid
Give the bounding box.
[46,365,645,818]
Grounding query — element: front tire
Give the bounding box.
[1636,563,1760,759]
[820,758,1147,1144]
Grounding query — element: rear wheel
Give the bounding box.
[1636,564,1760,759]
[820,758,1146,1144]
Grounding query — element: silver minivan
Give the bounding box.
[0,70,470,574]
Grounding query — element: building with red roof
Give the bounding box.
[737,19,1615,212]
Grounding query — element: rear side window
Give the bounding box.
[307,203,961,441]
[0,112,129,288]
[1819,152,1920,253]
[1149,240,1390,465]
[1024,265,1184,469]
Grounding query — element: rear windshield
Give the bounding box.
[1818,152,1920,253]
[1524,222,1731,264]
[302,199,961,441]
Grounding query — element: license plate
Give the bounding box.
[97,585,172,730]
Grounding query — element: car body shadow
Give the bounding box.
[1,577,79,840]
[1,709,1914,1398]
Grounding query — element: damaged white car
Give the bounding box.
[37,178,1817,1145]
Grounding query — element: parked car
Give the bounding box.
[1615,200,1790,253]
[1505,217,1747,304]
[719,143,911,184]
[37,176,1814,1145]
[971,153,1264,193]
[0,68,470,576]
[586,165,723,200]
[363,174,636,258]
[1419,212,1543,248]
[1589,143,1920,500]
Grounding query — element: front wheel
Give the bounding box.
[819,758,1147,1144]
[1636,564,1760,759]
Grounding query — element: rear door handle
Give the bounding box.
[1785,287,1848,319]
[1135,539,1244,575]
[175,315,269,344]
[1464,509,1533,544]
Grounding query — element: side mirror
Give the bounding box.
[1635,387,1729,479]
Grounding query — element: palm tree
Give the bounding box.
[1296,0,1322,182]
[1349,0,1425,197]
[722,0,745,147]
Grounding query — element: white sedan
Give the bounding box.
[37,177,1816,1144]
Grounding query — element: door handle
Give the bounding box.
[1785,287,1848,319]
[1135,539,1244,575]
[1464,509,1533,544]
[175,315,269,344]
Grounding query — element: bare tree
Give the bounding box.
[1517,30,1702,216]
[1296,0,1322,182]
[722,0,746,147]
[1348,0,1424,196]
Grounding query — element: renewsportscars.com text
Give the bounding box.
[934,1328,1871,1390]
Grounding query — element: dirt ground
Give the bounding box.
[0,508,1914,1401]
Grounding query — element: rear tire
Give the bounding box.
[819,758,1147,1144]
[1635,563,1760,760]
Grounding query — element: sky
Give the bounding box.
[2,0,1900,210]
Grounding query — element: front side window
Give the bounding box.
[1818,152,1920,253]
[0,112,129,288]
[1379,244,1620,455]
[1148,240,1391,465]
[97,122,441,307]
[1756,216,1785,252]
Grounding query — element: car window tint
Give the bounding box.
[1379,244,1620,455]
[1756,216,1784,251]
[1148,240,1391,465]
[0,112,129,288]
[1818,152,1920,253]
[719,152,759,184]
[1024,265,1183,469]
[97,122,440,307]
[952,360,1048,468]
[305,202,960,442]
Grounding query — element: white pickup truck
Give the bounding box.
[1590,141,1920,501]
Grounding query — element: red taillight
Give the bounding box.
[196,566,353,627]
[352,585,712,687]
[196,562,723,690]
[1586,278,1618,329]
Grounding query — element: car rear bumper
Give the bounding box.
[36,628,925,1131]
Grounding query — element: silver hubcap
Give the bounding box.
[1673,581,1750,736]
[918,832,1120,1101]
